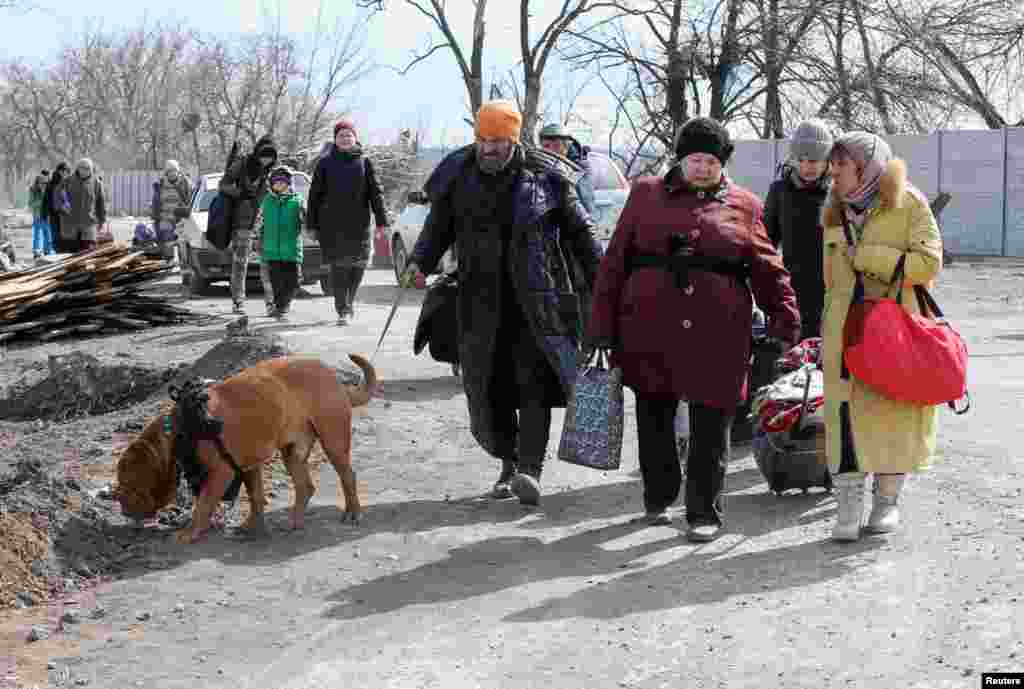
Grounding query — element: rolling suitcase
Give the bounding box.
[751,358,831,496]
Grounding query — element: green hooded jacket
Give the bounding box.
[259,190,305,263]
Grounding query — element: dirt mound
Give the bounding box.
[0,332,299,618]
[0,512,51,607]
[0,352,179,422]
[0,332,292,425]
[160,332,291,393]
[0,458,135,612]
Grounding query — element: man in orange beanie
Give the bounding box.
[400,100,603,506]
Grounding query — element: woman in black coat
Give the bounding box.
[307,119,390,326]
[763,119,834,340]
[45,163,70,253]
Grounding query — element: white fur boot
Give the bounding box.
[866,473,905,533]
[831,472,867,541]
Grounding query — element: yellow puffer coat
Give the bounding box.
[821,159,943,474]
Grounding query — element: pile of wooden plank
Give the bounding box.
[0,243,204,344]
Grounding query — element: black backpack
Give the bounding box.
[205,141,241,250]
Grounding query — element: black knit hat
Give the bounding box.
[673,117,734,165]
[254,135,278,161]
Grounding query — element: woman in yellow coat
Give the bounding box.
[821,132,943,541]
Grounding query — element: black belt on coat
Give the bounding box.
[627,253,750,291]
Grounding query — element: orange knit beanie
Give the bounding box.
[475,100,522,143]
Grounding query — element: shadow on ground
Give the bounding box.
[96,478,645,580]
[317,482,862,622]
[90,461,797,583]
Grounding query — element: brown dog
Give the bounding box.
[115,354,378,544]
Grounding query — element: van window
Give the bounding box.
[398,204,431,226]
[588,154,627,191]
[194,189,218,212]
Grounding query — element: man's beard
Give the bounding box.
[477,148,514,175]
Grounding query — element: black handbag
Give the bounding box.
[413,272,460,365]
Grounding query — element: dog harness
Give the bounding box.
[168,379,244,503]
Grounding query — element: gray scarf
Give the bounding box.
[833,132,892,236]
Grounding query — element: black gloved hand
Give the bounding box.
[583,335,616,352]
[580,335,615,365]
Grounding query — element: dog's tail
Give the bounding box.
[345,353,378,408]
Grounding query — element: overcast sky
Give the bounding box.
[2,0,625,149]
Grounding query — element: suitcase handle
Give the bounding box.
[788,363,815,441]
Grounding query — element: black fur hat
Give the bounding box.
[673,117,734,165]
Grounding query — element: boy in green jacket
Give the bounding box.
[259,166,305,320]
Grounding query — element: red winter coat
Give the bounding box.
[589,169,800,409]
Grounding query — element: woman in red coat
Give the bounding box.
[588,117,800,542]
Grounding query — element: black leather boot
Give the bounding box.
[510,462,542,506]
[491,459,518,499]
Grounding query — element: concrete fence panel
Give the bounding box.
[939,129,1005,256]
[1005,128,1024,258]
[731,127,1024,257]
[888,134,939,199]
[727,139,778,199]
[106,170,163,218]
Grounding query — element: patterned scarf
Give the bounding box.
[834,132,892,238]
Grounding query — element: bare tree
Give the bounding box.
[1,12,373,177]
[358,0,489,125]
[539,62,596,129]
[0,93,32,205]
[753,0,830,137]
[565,0,763,158]
[791,0,972,133]
[516,0,610,143]
[361,0,603,141]
[850,0,897,133]
[881,0,1024,128]
[3,59,90,163]
[284,4,376,151]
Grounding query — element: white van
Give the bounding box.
[176,172,329,295]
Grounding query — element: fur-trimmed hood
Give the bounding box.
[822,158,908,227]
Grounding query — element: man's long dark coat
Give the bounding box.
[409,146,603,460]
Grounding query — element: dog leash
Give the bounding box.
[373,282,409,362]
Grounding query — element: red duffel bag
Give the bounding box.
[842,253,969,413]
